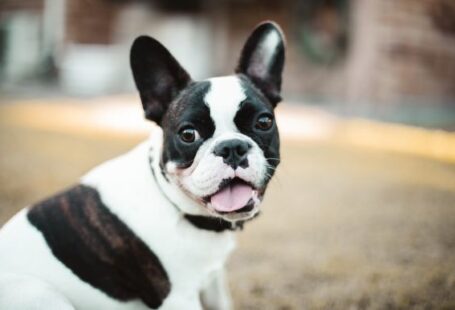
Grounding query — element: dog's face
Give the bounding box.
[131,22,285,222]
[159,75,280,222]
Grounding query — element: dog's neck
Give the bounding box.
[147,130,245,232]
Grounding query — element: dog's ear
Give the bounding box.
[130,36,191,125]
[236,21,285,107]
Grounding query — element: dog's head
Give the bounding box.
[130,22,285,222]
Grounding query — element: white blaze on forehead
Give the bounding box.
[204,76,246,135]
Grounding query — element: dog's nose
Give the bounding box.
[213,139,252,169]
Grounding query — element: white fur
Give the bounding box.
[177,131,266,217]
[0,273,75,310]
[200,269,232,309]
[205,76,246,136]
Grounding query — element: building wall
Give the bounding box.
[2,0,454,107]
[347,0,455,105]
[0,0,43,12]
[218,0,455,106]
[373,0,455,104]
[65,0,121,44]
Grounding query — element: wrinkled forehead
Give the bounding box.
[204,76,246,134]
[165,75,271,134]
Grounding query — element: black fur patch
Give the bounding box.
[185,212,261,232]
[27,185,171,309]
[235,22,285,106]
[161,81,215,168]
[235,76,281,185]
[130,35,191,125]
[184,214,242,232]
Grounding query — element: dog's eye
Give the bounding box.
[255,115,274,131]
[179,127,200,143]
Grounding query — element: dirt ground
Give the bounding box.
[0,111,455,309]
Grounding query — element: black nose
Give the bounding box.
[213,139,252,169]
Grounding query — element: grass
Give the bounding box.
[1,111,454,309]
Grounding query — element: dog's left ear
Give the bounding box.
[236,21,285,107]
[130,36,191,125]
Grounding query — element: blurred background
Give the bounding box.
[0,0,455,309]
[1,0,455,126]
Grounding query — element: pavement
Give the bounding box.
[0,98,454,309]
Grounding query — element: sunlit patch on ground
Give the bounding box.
[0,101,454,309]
[2,99,454,163]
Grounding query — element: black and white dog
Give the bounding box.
[0,21,285,310]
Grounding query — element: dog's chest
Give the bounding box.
[78,142,236,305]
[161,222,235,289]
[79,140,237,267]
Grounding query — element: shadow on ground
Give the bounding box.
[0,118,454,309]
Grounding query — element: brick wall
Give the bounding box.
[348,0,455,104]
[377,0,455,102]
[65,0,122,44]
[0,0,43,12]
[2,0,453,105]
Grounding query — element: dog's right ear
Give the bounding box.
[130,36,191,125]
[236,22,285,107]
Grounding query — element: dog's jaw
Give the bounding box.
[148,129,210,217]
[150,130,264,222]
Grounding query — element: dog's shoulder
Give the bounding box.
[27,182,171,309]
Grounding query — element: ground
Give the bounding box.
[0,103,454,309]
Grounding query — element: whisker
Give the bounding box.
[265,164,278,172]
[265,158,281,163]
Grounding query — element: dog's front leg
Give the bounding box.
[200,268,232,310]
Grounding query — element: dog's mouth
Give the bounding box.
[203,178,258,214]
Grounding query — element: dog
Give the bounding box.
[0,21,285,310]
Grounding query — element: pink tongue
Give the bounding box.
[211,183,253,212]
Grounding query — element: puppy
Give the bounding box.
[0,21,285,310]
